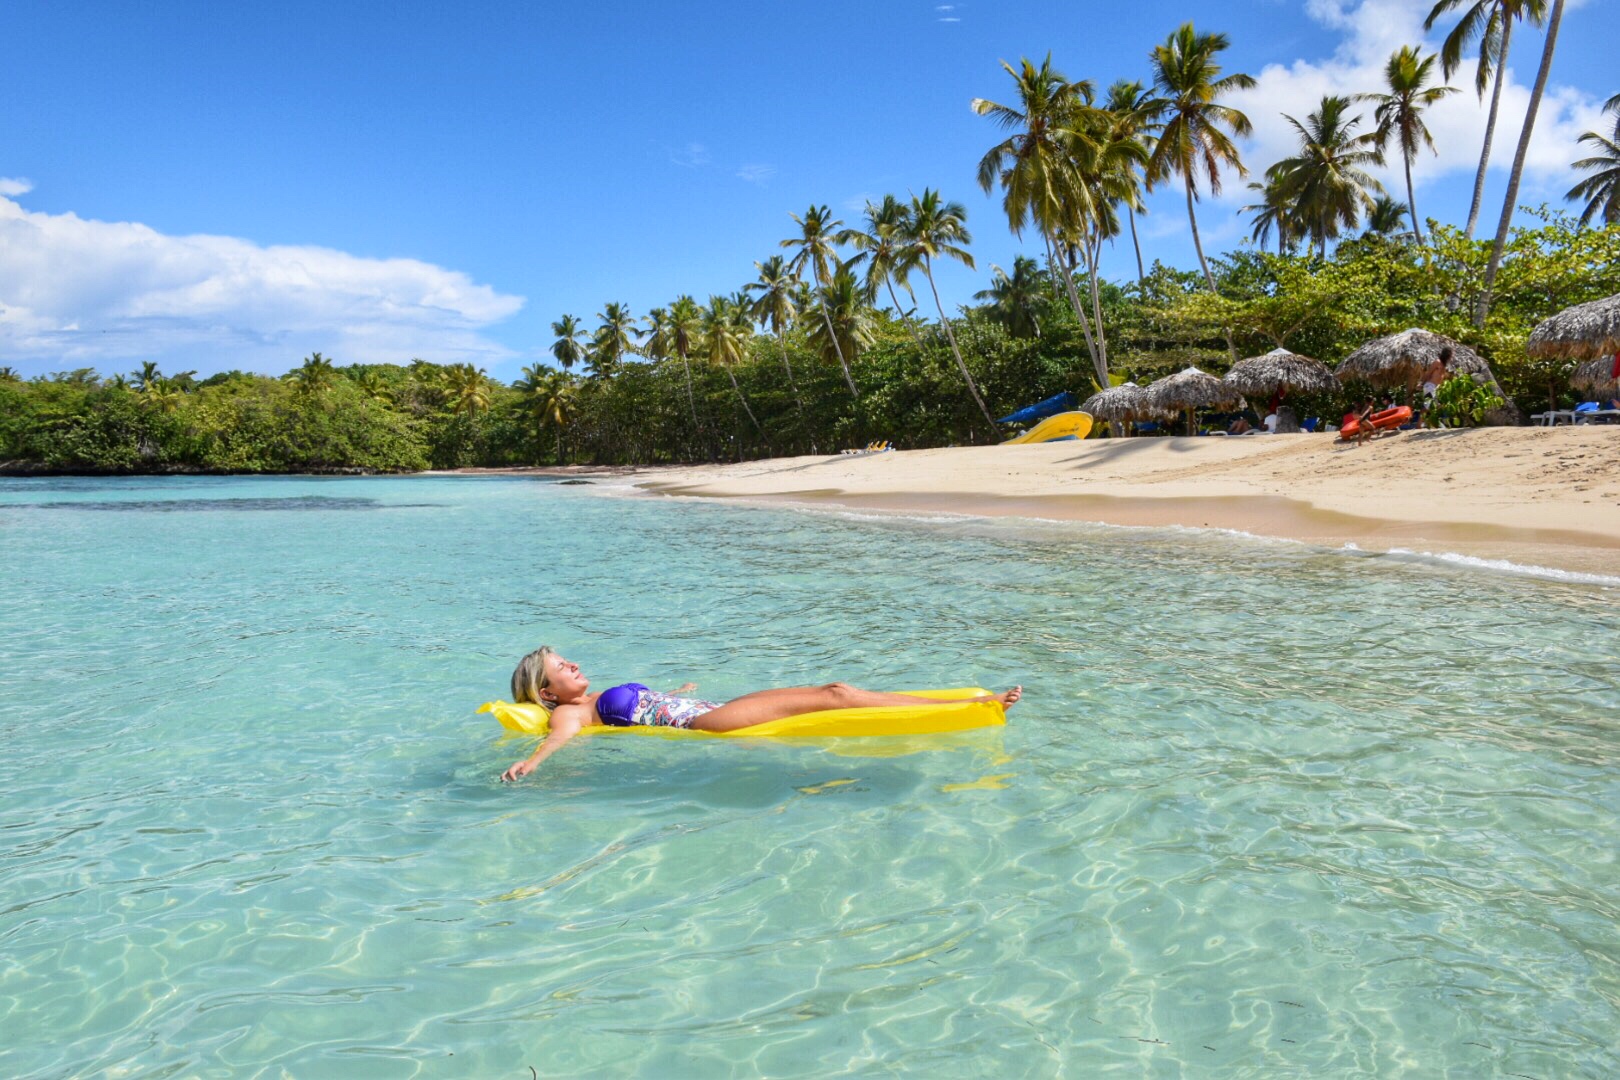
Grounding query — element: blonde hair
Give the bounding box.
[511,646,558,706]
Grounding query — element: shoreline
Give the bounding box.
[623,428,1620,579]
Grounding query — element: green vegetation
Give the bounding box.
[5,18,1612,474]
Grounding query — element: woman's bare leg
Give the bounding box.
[689,683,1021,733]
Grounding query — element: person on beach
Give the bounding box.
[1342,400,1377,446]
[500,646,1023,782]
[1421,347,1451,424]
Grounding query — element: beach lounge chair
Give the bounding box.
[1571,402,1620,424]
[1531,410,1576,426]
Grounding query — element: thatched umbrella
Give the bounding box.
[1080,382,1160,424]
[1145,366,1244,435]
[1335,328,1492,387]
[1224,347,1337,398]
[1571,355,1620,395]
[1336,328,1518,424]
[1526,293,1620,360]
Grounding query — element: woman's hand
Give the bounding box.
[502,759,536,783]
[675,682,698,694]
[500,711,583,783]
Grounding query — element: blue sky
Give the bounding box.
[1,0,1611,380]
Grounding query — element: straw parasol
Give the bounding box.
[1525,293,1620,360]
[1335,328,1492,387]
[1144,366,1244,435]
[1080,382,1160,424]
[1571,355,1620,394]
[1224,347,1337,398]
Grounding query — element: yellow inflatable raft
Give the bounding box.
[480,687,1006,739]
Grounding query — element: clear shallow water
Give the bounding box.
[1,475,1616,1079]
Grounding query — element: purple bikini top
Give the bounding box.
[595,682,647,726]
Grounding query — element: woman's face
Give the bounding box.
[542,653,590,704]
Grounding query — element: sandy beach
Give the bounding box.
[623,427,1620,578]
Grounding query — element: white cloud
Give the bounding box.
[736,163,776,184]
[0,177,33,197]
[668,142,711,168]
[1217,0,1605,206]
[0,192,523,375]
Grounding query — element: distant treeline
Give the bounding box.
[2,213,1615,474]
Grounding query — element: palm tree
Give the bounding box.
[517,363,574,462]
[1103,79,1156,285]
[348,366,393,404]
[144,377,184,414]
[782,205,858,396]
[701,295,766,445]
[743,256,809,438]
[550,315,585,372]
[442,363,491,415]
[840,195,927,349]
[0,366,19,382]
[593,303,639,373]
[904,189,995,430]
[1426,0,1549,238]
[1144,24,1256,292]
[1478,0,1566,326]
[972,55,1111,382]
[1067,100,1150,378]
[667,295,704,435]
[1364,195,1412,237]
[806,267,877,374]
[1270,95,1384,257]
[1567,94,1620,226]
[1358,46,1457,245]
[974,256,1048,338]
[1241,175,1297,252]
[289,353,336,395]
[131,361,162,392]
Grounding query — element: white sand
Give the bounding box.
[628,427,1620,577]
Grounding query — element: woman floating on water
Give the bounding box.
[500,646,1022,782]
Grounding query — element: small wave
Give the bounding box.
[1370,547,1620,587]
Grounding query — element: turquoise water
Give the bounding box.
[1,475,1616,1078]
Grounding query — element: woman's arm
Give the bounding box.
[673,682,698,694]
[501,709,585,782]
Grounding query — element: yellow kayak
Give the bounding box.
[480,687,1006,739]
[1002,411,1093,444]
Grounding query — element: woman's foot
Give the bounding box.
[994,686,1022,709]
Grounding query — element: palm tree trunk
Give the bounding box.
[775,328,813,454]
[886,278,930,353]
[1478,0,1564,328]
[677,350,703,459]
[1127,204,1146,286]
[1189,183,1238,362]
[1404,153,1423,245]
[1185,184,1216,291]
[1465,16,1512,239]
[724,367,767,445]
[1081,235,1110,379]
[815,267,859,397]
[923,259,997,431]
[1043,230,1106,386]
